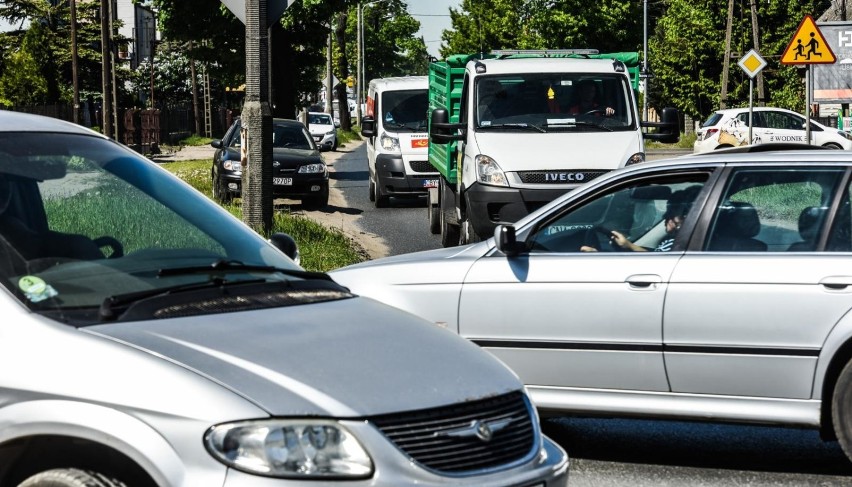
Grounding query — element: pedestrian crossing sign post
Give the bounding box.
[781,14,836,65]
[780,15,837,145]
[738,49,768,145]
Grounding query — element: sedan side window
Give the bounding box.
[528,175,709,253]
[704,168,844,252]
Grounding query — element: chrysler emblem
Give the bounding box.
[434,417,514,443]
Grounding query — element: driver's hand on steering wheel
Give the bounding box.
[604,107,615,116]
[580,245,598,252]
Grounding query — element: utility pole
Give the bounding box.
[356,2,362,125]
[642,0,648,122]
[720,0,734,109]
[100,0,114,138]
[326,28,333,114]
[749,0,765,106]
[109,0,119,137]
[242,0,273,233]
[70,0,79,124]
[189,41,201,136]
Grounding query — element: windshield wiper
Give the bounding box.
[547,120,613,132]
[157,259,332,281]
[478,123,547,133]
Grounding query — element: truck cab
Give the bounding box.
[361,76,437,208]
[428,50,679,246]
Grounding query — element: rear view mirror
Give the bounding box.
[641,107,680,144]
[269,232,301,265]
[493,225,526,257]
[361,117,375,137]
[630,185,672,200]
[430,108,465,144]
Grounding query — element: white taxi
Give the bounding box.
[694,106,852,153]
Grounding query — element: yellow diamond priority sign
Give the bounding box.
[738,49,767,79]
[781,14,836,65]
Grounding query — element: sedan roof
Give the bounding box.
[0,110,103,136]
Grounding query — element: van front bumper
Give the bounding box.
[464,183,572,238]
[375,153,439,197]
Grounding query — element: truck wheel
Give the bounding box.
[427,190,440,234]
[439,179,460,247]
[368,177,376,202]
[373,181,390,208]
[832,359,852,463]
[461,219,481,245]
[18,468,127,487]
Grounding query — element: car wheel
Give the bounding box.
[824,143,843,150]
[832,359,852,463]
[303,187,329,209]
[373,179,390,208]
[215,176,233,204]
[427,190,440,234]
[18,468,128,487]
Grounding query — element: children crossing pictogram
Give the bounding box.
[781,14,836,65]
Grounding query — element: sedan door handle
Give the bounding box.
[820,276,852,290]
[625,274,662,289]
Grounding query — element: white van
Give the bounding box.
[361,76,437,208]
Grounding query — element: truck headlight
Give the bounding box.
[298,163,326,173]
[476,154,508,186]
[380,133,400,152]
[205,419,373,479]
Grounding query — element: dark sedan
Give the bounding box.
[211,118,329,208]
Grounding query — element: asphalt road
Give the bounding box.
[327,140,852,485]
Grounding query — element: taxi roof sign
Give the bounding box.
[781,14,836,65]
[738,49,767,78]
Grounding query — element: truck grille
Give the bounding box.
[369,391,536,474]
[409,160,435,173]
[518,170,607,184]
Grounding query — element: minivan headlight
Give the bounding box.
[380,133,400,152]
[476,154,508,186]
[205,419,373,479]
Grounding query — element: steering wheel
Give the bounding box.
[583,226,620,252]
[93,236,124,259]
[579,109,606,117]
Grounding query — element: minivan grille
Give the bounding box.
[518,170,607,184]
[369,391,535,474]
[409,160,435,173]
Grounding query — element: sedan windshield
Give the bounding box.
[475,73,635,131]
[0,132,345,325]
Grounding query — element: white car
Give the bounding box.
[307,111,338,151]
[694,106,852,153]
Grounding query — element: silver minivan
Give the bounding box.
[0,112,568,486]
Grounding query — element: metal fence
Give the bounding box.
[6,104,238,154]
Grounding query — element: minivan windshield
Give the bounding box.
[0,133,345,325]
[381,89,428,132]
[475,73,635,132]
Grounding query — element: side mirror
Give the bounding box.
[361,117,376,137]
[641,107,680,144]
[493,225,526,257]
[430,108,466,144]
[269,232,301,265]
[211,140,223,149]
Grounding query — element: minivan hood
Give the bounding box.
[472,130,642,170]
[85,297,520,417]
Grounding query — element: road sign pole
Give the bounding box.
[749,77,754,144]
[807,65,812,145]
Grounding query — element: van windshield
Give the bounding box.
[381,89,428,132]
[475,73,635,132]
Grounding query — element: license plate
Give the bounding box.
[423,179,439,188]
[273,177,293,186]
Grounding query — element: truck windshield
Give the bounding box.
[381,89,428,132]
[475,73,635,131]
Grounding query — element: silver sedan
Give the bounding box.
[331,146,852,465]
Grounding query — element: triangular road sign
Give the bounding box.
[781,14,836,64]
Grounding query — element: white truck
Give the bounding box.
[428,50,680,246]
[360,76,438,208]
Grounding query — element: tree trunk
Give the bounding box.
[189,41,201,136]
[334,11,351,132]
